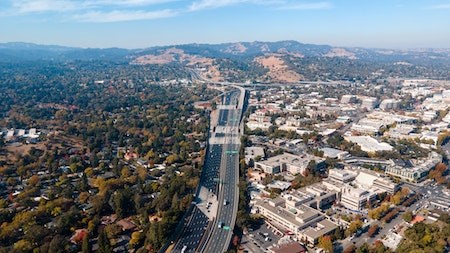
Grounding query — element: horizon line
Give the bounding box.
[1,40,450,51]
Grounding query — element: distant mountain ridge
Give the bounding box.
[1,41,449,83]
[0,42,131,62]
[1,40,449,63]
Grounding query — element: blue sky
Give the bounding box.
[1,0,450,48]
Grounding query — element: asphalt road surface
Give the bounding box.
[172,89,246,253]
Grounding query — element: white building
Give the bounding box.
[385,124,416,140]
[379,99,399,110]
[422,111,438,122]
[336,116,351,124]
[246,121,272,131]
[340,187,376,210]
[328,169,357,184]
[253,198,337,245]
[320,147,350,160]
[247,110,272,130]
[345,136,393,153]
[420,131,439,145]
[355,171,399,194]
[361,97,378,110]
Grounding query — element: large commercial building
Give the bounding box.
[255,153,325,175]
[344,136,393,153]
[385,152,442,182]
[323,168,399,209]
[253,197,337,246]
[320,147,350,160]
[355,170,400,194]
[340,187,376,211]
[351,118,386,135]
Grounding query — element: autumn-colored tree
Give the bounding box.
[232,235,240,248]
[28,175,40,187]
[383,208,399,223]
[343,244,356,253]
[345,220,363,237]
[368,203,390,220]
[429,162,447,184]
[129,231,143,249]
[367,224,379,237]
[318,235,334,253]
[72,229,88,244]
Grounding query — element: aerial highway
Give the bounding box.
[171,87,246,253]
[201,91,242,253]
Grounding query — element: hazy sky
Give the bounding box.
[1,0,450,49]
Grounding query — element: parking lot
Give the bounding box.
[242,222,283,253]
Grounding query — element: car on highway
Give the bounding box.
[223,200,228,206]
[218,221,223,228]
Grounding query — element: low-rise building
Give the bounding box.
[360,97,378,110]
[351,118,385,134]
[328,169,357,184]
[336,116,351,124]
[299,219,337,246]
[420,131,439,145]
[254,153,325,175]
[385,124,417,140]
[320,147,350,160]
[422,111,438,122]
[244,146,265,165]
[345,135,393,153]
[385,152,442,182]
[341,95,357,104]
[253,198,337,246]
[247,121,272,131]
[379,99,399,110]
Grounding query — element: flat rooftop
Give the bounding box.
[302,219,337,240]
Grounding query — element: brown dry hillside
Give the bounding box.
[255,54,303,83]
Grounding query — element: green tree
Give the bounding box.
[114,192,124,218]
[105,224,122,240]
[82,234,90,253]
[333,226,344,240]
[48,235,66,253]
[356,243,370,253]
[98,229,111,253]
[403,211,413,223]
[211,101,217,110]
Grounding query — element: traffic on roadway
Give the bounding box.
[172,88,247,253]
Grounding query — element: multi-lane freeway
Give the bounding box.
[202,92,242,253]
[171,88,246,253]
